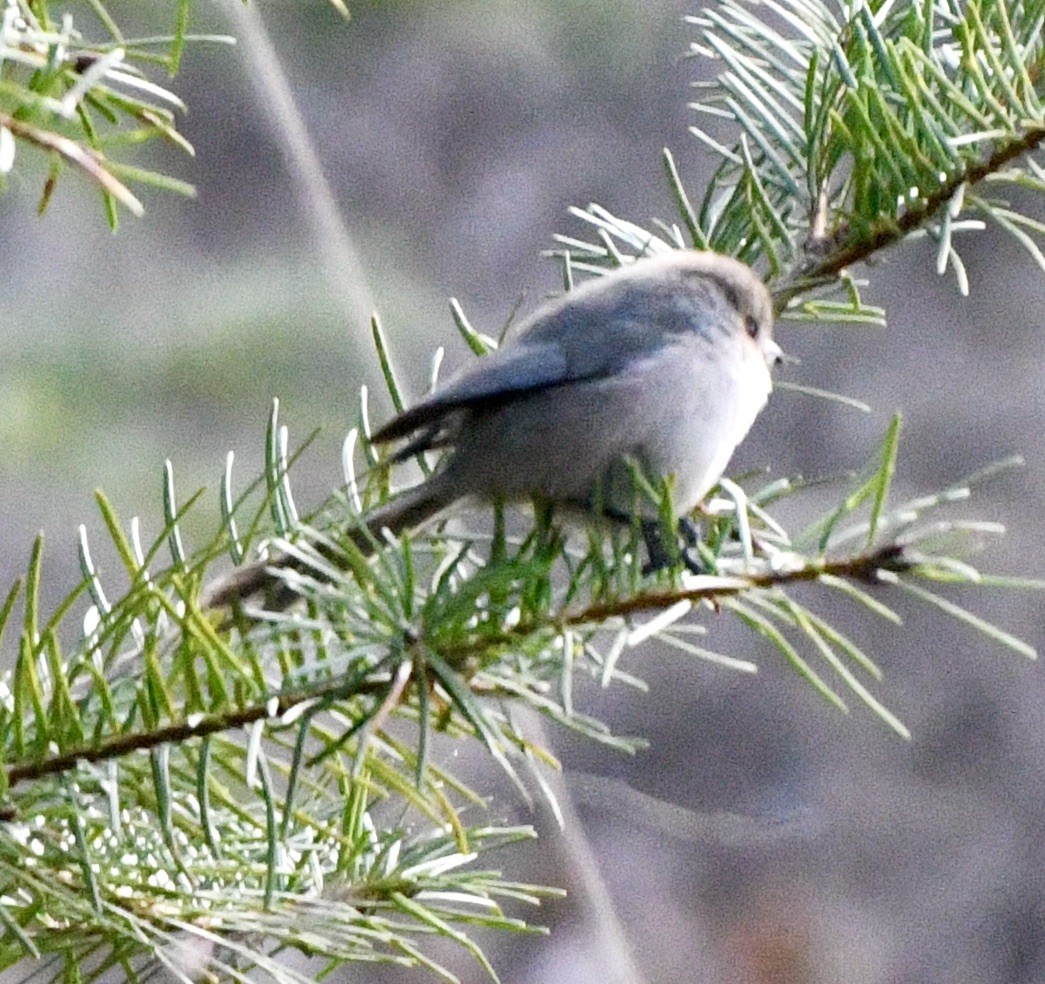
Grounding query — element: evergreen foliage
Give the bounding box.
[0,0,1042,981]
[0,0,343,223]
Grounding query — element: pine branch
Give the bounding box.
[775,121,1045,308]
[4,673,388,789]
[562,542,910,624]
[1,1,1042,980]
[0,1,341,222]
[3,414,1035,795]
[558,0,1045,315]
[1,541,910,790]
[0,397,1037,981]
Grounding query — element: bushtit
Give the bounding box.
[203,249,781,610]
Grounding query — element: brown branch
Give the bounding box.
[773,124,1045,312]
[4,543,912,792]
[6,672,387,790]
[427,543,915,664]
[562,544,911,626]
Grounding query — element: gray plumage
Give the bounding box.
[203,249,780,610]
[364,249,779,533]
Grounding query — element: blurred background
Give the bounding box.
[1,1,1043,981]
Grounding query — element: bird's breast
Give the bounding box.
[626,337,772,511]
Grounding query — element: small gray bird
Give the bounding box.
[204,249,781,609]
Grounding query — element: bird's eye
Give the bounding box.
[744,314,760,339]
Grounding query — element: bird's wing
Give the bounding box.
[370,340,570,445]
[371,276,712,448]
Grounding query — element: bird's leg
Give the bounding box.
[640,517,706,575]
[575,498,707,575]
[677,516,707,573]
[640,519,672,574]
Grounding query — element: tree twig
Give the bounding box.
[773,125,1045,312]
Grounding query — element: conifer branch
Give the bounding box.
[776,122,1045,308]
[3,541,915,790]
[0,1,1041,981]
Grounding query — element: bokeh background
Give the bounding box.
[2,1,1043,981]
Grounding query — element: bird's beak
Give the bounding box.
[763,339,798,367]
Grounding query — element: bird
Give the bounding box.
[202,249,782,611]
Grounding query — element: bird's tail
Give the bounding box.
[357,472,455,545]
[200,473,455,612]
